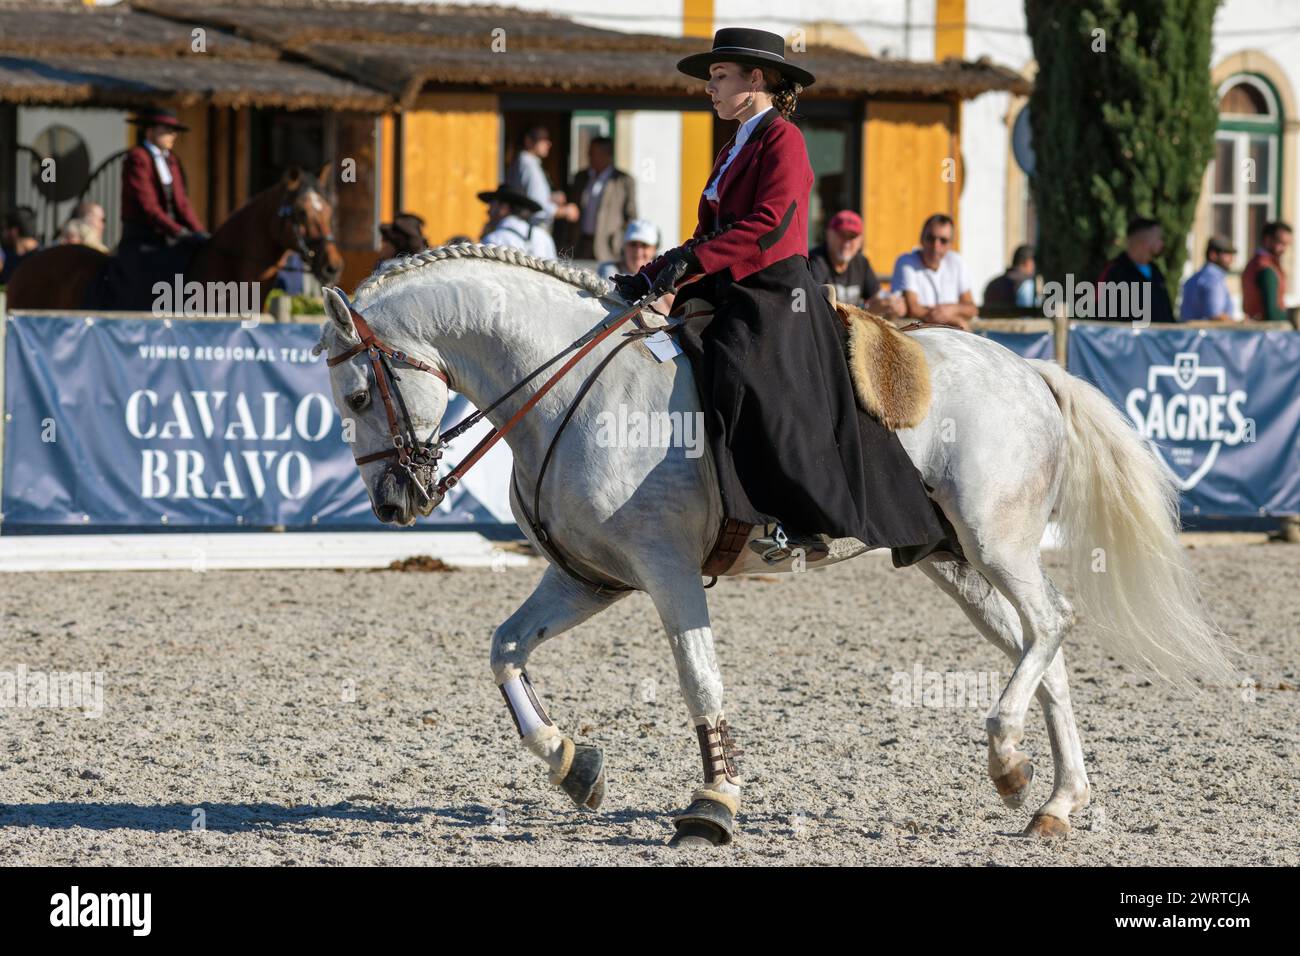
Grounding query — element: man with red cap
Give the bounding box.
[808,209,895,314]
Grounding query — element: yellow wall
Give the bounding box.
[680,0,714,242]
[935,0,966,60]
[402,93,499,246]
[863,101,961,278]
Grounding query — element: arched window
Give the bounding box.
[1210,74,1283,259]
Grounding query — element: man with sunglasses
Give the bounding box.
[890,213,977,330]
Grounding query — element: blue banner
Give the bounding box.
[2,315,515,529]
[977,329,1055,361]
[1068,324,1300,517]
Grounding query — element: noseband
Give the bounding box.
[277,191,335,271]
[326,306,449,505]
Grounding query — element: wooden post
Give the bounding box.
[270,295,291,324]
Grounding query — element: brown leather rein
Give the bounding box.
[324,283,686,509]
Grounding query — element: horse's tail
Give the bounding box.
[1029,359,1236,685]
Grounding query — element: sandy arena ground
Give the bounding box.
[1,541,1296,866]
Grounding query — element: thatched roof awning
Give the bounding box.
[0,1,389,111]
[293,41,1028,107]
[133,0,1031,108]
[0,53,391,111]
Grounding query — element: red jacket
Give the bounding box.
[642,108,811,283]
[1242,249,1286,320]
[121,144,204,238]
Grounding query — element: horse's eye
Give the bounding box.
[347,390,369,411]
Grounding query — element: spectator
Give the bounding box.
[983,244,1037,310]
[478,185,557,259]
[1179,236,1237,322]
[1097,217,1174,323]
[558,137,637,262]
[808,210,897,315]
[0,206,41,285]
[597,218,676,312]
[1241,220,1292,322]
[597,219,660,280]
[58,218,99,248]
[890,213,977,330]
[505,126,576,233]
[73,201,108,251]
[378,212,429,260]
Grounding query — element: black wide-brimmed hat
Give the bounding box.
[476,185,542,215]
[676,28,815,89]
[128,107,190,132]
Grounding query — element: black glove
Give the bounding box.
[612,271,651,301]
[650,246,702,296]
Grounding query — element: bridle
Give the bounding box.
[324,286,674,512]
[277,187,336,272]
[326,304,449,506]
[325,220,734,583]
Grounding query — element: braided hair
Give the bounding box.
[760,67,802,120]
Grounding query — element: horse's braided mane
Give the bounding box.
[354,242,616,304]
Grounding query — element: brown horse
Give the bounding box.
[6,163,344,310]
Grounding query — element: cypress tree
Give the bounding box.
[1025,0,1220,290]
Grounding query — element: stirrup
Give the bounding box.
[747,525,829,565]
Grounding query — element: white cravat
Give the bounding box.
[143,140,173,186]
[704,106,772,202]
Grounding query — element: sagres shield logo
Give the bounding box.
[1124,351,1250,490]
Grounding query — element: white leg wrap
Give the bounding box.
[498,671,552,738]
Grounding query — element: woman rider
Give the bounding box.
[613,28,952,566]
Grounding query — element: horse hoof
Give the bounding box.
[559,744,605,810]
[669,798,734,847]
[1024,813,1070,839]
[992,757,1034,809]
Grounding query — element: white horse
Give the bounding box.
[315,244,1234,846]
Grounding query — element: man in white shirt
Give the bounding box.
[504,126,577,234]
[890,213,977,330]
[478,185,557,260]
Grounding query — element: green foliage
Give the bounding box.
[266,288,325,316]
[1025,0,1220,285]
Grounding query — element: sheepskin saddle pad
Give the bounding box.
[668,287,932,431]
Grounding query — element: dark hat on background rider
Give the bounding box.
[676,28,816,88]
[380,212,428,252]
[128,107,190,132]
[1206,234,1236,256]
[476,185,542,216]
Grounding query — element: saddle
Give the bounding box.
[670,284,932,430]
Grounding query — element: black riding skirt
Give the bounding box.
[677,253,951,558]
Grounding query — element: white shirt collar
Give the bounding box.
[143,140,167,159]
[736,106,773,147]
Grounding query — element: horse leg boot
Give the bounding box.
[644,575,740,847]
[490,566,626,810]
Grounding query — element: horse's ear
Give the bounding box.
[322,287,359,344]
[283,165,302,189]
[317,161,333,185]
